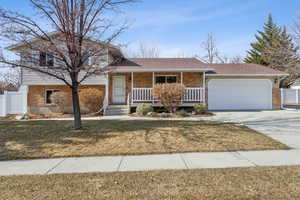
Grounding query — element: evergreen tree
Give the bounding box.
[244,14,282,64]
[262,27,300,87]
[245,14,300,88]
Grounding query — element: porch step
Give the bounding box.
[105,105,129,116]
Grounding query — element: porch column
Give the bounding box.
[181,72,183,104]
[131,72,133,104]
[103,73,109,114]
[20,85,28,114]
[152,72,155,104]
[203,72,206,105]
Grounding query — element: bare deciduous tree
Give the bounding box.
[0,66,21,87]
[293,16,300,45]
[230,55,243,64]
[198,33,244,64]
[175,51,187,58]
[125,42,160,58]
[0,0,135,129]
[138,42,160,58]
[217,54,244,64]
[198,33,219,64]
[216,54,230,64]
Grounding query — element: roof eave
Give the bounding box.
[112,68,214,72]
[5,33,120,52]
[206,73,289,76]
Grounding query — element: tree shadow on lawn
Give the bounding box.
[0,120,285,160]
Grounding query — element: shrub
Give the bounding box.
[194,103,207,114]
[80,88,104,113]
[152,83,185,113]
[176,109,189,117]
[136,103,153,115]
[50,91,68,113]
[160,112,170,118]
[148,112,160,117]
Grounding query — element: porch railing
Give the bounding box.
[131,87,204,103]
[132,88,153,102]
[184,88,203,102]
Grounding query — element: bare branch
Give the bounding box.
[0,0,136,129]
[199,33,219,64]
[125,42,161,58]
[0,66,21,87]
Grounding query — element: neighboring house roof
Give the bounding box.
[107,58,288,76]
[0,82,18,92]
[106,58,214,72]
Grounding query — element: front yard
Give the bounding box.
[1,166,300,200]
[0,120,287,160]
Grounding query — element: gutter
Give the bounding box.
[205,73,289,77]
[112,68,215,73]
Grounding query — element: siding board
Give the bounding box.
[22,68,106,85]
[21,47,109,85]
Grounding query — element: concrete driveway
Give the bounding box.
[206,110,300,149]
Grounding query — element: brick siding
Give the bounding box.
[28,85,105,113]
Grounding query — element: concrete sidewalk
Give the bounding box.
[1,150,300,176]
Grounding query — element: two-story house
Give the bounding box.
[7,34,288,115]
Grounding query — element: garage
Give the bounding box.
[208,79,272,110]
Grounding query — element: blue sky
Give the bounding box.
[2,0,300,58]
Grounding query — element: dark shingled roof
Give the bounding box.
[204,63,288,75]
[107,58,210,71]
[107,58,288,75]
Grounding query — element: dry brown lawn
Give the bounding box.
[1,166,300,200]
[0,120,287,160]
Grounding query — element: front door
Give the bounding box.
[112,76,126,104]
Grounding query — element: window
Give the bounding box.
[40,52,54,66]
[155,75,177,84]
[82,52,92,66]
[45,89,60,104]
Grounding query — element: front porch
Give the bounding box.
[107,72,206,107]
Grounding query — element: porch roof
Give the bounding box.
[106,58,214,72]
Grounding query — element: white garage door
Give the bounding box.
[208,79,272,110]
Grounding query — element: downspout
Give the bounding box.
[131,72,133,108]
[203,72,206,105]
[278,76,285,110]
[152,72,155,104]
[101,73,109,115]
[181,72,183,104]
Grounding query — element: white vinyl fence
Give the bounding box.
[0,86,27,117]
[281,88,300,105]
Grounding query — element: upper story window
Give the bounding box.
[82,52,92,66]
[83,57,91,66]
[155,75,177,84]
[40,52,54,66]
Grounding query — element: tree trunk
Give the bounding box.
[71,85,82,130]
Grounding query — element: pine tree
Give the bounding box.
[262,27,300,87]
[244,14,282,64]
[245,14,300,87]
